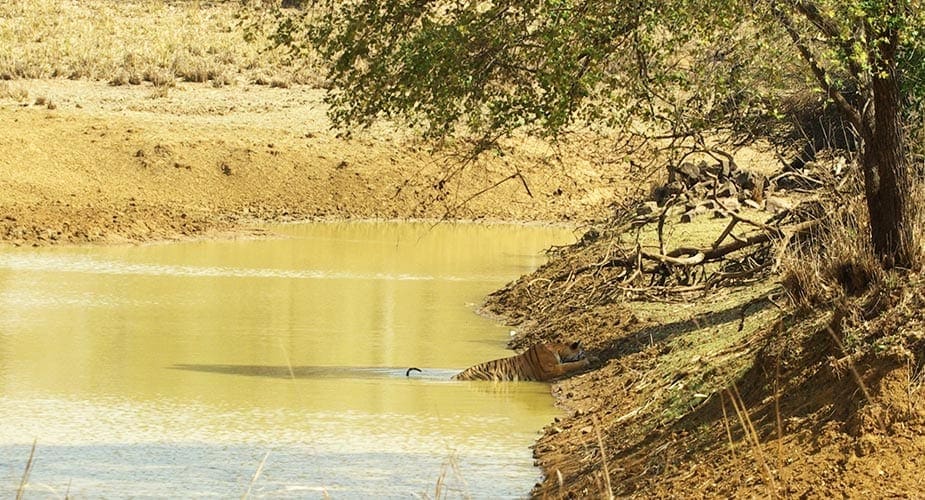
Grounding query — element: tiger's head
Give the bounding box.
[552,341,586,363]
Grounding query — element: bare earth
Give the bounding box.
[486,268,925,498]
[4,78,924,499]
[0,79,630,246]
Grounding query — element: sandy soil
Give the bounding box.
[0,79,632,246]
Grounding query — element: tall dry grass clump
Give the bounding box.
[0,81,29,101]
[0,0,325,87]
[780,192,882,308]
[781,175,924,309]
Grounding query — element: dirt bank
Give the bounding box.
[484,221,925,498]
[0,79,632,246]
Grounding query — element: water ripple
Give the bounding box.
[0,253,499,282]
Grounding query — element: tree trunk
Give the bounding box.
[861,49,916,269]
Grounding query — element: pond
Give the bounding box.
[0,221,575,498]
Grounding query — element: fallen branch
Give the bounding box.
[641,250,705,266]
[668,218,821,262]
[712,218,739,249]
[770,170,825,187]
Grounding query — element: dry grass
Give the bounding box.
[423,452,471,500]
[780,194,884,308]
[241,451,270,500]
[0,81,29,101]
[779,174,925,408]
[16,440,36,500]
[779,178,925,311]
[0,0,325,87]
[592,416,614,500]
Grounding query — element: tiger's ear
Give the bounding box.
[570,341,581,350]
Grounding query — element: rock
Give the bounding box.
[651,186,671,207]
[715,180,738,198]
[733,170,767,191]
[580,228,600,244]
[673,162,703,187]
[715,197,741,212]
[702,162,721,179]
[666,180,685,195]
[688,182,710,200]
[718,158,736,178]
[680,204,709,223]
[636,201,658,216]
[765,196,793,213]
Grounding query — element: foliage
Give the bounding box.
[768,0,923,128]
[900,7,925,141]
[251,0,925,145]
[252,0,805,145]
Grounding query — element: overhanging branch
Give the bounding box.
[771,2,867,136]
[793,0,865,83]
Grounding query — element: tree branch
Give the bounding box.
[641,250,706,266]
[770,2,867,136]
[668,218,821,261]
[793,0,865,82]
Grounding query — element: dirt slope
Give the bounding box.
[484,225,925,498]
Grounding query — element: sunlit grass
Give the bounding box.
[629,281,779,425]
[0,0,323,87]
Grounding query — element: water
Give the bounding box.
[0,221,574,498]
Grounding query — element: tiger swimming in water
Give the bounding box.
[448,341,591,382]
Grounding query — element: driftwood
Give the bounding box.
[516,148,841,306]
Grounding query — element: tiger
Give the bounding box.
[450,341,590,382]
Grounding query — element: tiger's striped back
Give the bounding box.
[452,341,588,382]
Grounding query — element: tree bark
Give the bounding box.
[860,26,917,269]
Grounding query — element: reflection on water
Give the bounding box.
[0,221,574,497]
[171,363,460,381]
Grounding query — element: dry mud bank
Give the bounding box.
[0,79,630,246]
[485,221,925,498]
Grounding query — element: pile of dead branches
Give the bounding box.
[535,156,845,303]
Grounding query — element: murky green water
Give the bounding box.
[0,221,574,498]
